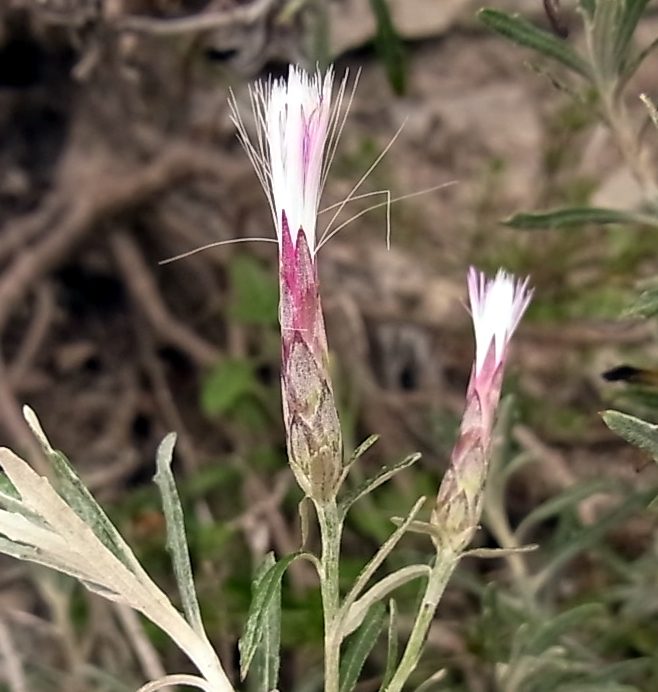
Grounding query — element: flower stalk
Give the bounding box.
[385,268,532,692]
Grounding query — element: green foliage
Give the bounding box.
[368,0,407,95]
[239,552,310,680]
[478,9,593,80]
[340,601,386,692]
[229,254,278,327]
[602,410,658,464]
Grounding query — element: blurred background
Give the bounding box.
[2,0,658,690]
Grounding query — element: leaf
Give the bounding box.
[368,0,407,95]
[21,418,145,576]
[380,600,398,692]
[344,564,429,636]
[340,497,426,630]
[347,435,380,468]
[601,410,658,462]
[239,552,308,679]
[503,206,658,230]
[515,478,618,542]
[532,484,656,592]
[339,453,421,517]
[478,9,592,80]
[622,284,658,318]
[339,602,386,692]
[201,359,256,416]
[614,0,652,69]
[153,433,206,640]
[249,553,281,692]
[521,603,604,656]
[229,254,278,326]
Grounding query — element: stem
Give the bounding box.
[316,500,344,692]
[384,551,459,692]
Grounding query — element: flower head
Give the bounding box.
[230,66,345,504]
[230,65,340,256]
[430,267,532,554]
[468,267,533,378]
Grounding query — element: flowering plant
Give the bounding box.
[0,66,531,692]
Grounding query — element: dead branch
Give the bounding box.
[110,230,222,367]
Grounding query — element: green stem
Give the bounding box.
[317,500,344,692]
[384,551,459,692]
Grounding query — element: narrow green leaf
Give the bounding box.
[22,407,141,572]
[478,9,592,80]
[411,670,447,692]
[622,285,658,318]
[239,552,307,679]
[615,0,652,67]
[348,435,380,468]
[533,485,656,592]
[341,497,426,625]
[249,553,281,692]
[344,564,429,636]
[153,433,206,639]
[504,206,658,229]
[340,602,386,692]
[602,410,658,461]
[369,0,407,95]
[515,478,618,542]
[522,603,604,656]
[48,449,144,576]
[623,38,658,86]
[339,453,421,517]
[380,600,398,692]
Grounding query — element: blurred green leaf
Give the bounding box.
[153,433,206,639]
[504,206,658,229]
[249,553,281,692]
[615,0,652,72]
[602,410,658,462]
[578,0,596,18]
[478,9,592,80]
[520,603,604,656]
[369,0,407,95]
[229,254,279,326]
[202,358,256,416]
[515,478,618,542]
[340,601,386,692]
[622,284,658,318]
[533,484,656,592]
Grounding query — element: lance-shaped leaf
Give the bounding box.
[478,9,592,80]
[339,453,421,519]
[602,410,658,462]
[380,600,398,692]
[248,553,281,692]
[339,602,386,692]
[239,552,309,679]
[154,433,207,641]
[504,207,658,230]
[622,284,658,318]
